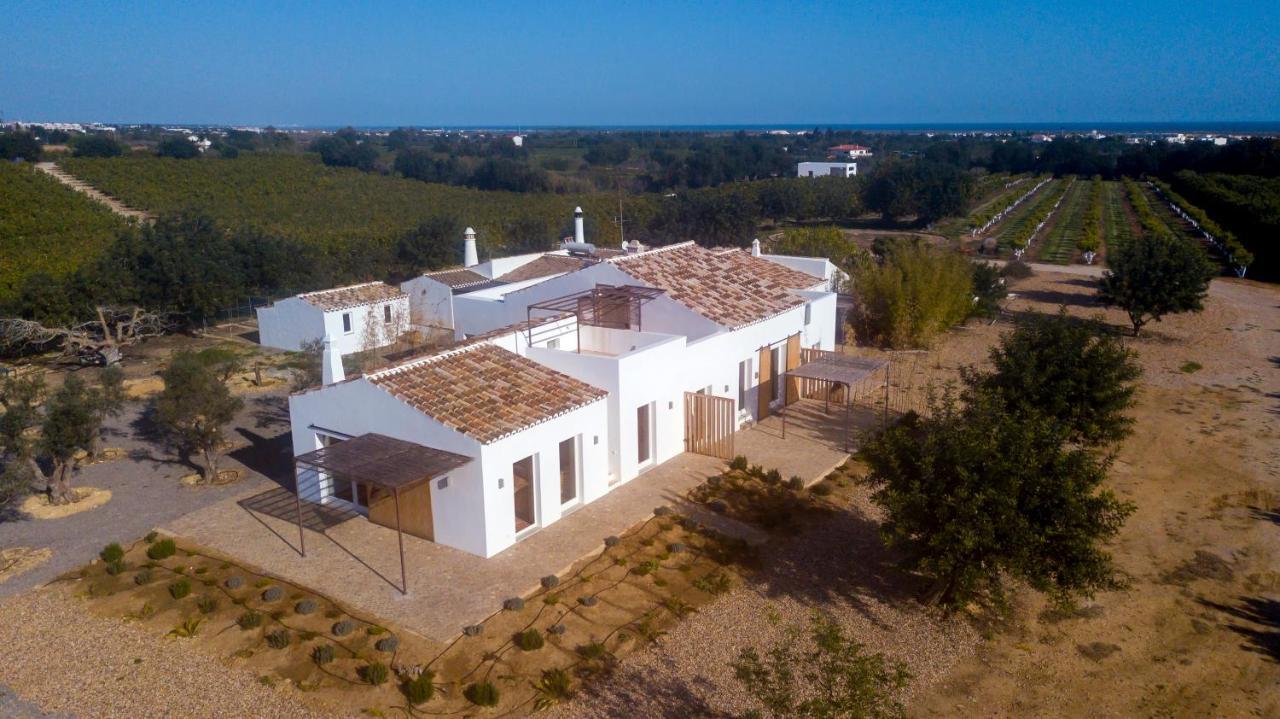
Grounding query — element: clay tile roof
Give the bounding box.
[610,242,823,329]
[421,268,491,290]
[495,255,592,283]
[368,343,606,444]
[297,282,405,311]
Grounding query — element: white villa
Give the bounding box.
[288,237,840,558]
[257,281,410,355]
[797,161,858,178]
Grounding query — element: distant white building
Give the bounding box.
[257,282,410,355]
[828,144,872,158]
[797,161,858,178]
[512,135,525,147]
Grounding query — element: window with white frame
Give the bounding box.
[342,312,352,333]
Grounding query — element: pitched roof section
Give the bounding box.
[421,268,491,290]
[610,242,823,329]
[495,255,592,283]
[297,282,405,311]
[368,343,606,444]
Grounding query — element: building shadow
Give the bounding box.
[229,428,292,483]
[1198,595,1280,662]
[249,394,290,430]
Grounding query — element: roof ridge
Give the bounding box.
[607,240,696,263]
[366,339,490,380]
[297,280,388,298]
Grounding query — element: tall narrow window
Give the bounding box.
[342,312,352,333]
[636,404,651,464]
[383,305,392,324]
[559,437,577,504]
[513,455,536,533]
[738,358,752,411]
[804,303,812,325]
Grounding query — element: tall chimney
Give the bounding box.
[573,207,585,245]
[463,227,478,268]
[321,334,344,385]
[751,238,761,257]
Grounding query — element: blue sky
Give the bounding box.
[2,1,1276,126]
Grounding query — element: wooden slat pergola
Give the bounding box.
[780,352,890,452]
[293,433,472,595]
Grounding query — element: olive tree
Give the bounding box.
[155,351,244,483]
[1097,233,1215,336]
[39,376,103,504]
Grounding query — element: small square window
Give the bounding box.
[498,477,504,489]
[593,435,599,445]
[437,477,448,490]
[547,338,560,350]
[342,313,352,333]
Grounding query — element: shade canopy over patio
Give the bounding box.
[781,351,890,451]
[293,433,472,594]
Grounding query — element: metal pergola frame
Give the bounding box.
[293,433,472,595]
[780,354,890,452]
[524,284,666,349]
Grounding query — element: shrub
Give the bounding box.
[196,596,219,614]
[543,593,561,606]
[764,469,782,485]
[729,455,748,471]
[105,560,127,575]
[464,681,500,707]
[295,599,318,614]
[662,597,695,619]
[533,668,574,710]
[653,506,672,517]
[540,575,560,589]
[1180,361,1203,374]
[787,476,805,490]
[360,662,390,686]
[100,542,125,563]
[748,464,765,478]
[811,483,833,497]
[667,542,687,554]
[261,586,284,602]
[237,611,263,630]
[366,625,386,636]
[462,624,484,637]
[516,628,545,651]
[632,560,659,577]
[603,535,621,547]
[144,530,158,543]
[849,241,974,348]
[547,623,566,635]
[311,644,335,665]
[404,670,435,705]
[332,620,355,636]
[971,261,1007,319]
[693,570,733,595]
[578,595,598,607]
[503,597,525,611]
[1001,259,1034,279]
[167,617,202,638]
[577,641,607,661]
[266,629,291,649]
[224,576,244,589]
[133,569,153,586]
[147,539,177,560]
[168,579,192,599]
[374,636,399,653]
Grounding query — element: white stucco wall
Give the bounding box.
[400,276,455,330]
[258,296,409,355]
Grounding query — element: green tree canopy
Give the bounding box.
[73,134,125,158]
[156,136,200,159]
[155,351,244,483]
[39,375,102,504]
[1098,233,1216,336]
[848,239,974,348]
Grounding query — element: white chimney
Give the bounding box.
[463,227,478,268]
[573,207,585,245]
[321,334,344,385]
[751,238,761,257]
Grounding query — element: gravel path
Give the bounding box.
[0,393,290,596]
[0,590,341,718]
[557,491,979,718]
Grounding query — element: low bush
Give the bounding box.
[577,641,607,661]
[693,570,733,595]
[147,539,177,561]
[360,662,390,686]
[787,476,805,490]
[464,681,500,707]
[516,628,545,651]
[503,597,525,611]
[100,543,125,563]
[295,599,318,614]
[764,469,782,485]
[237,611,263,630]
[729,455,748,471]
[196,596,219,614]
[311,644,335,665]
[533,668,574,710]
[224,576,244,589]
[374,636,399,653]
[105,560,127,576]
[144,530,158,543]
[260,586,283,602]
[1001,259,1034,279]
[404,670,435,705]
[332,620,355,637]
[168,579,191,599]
[133,569,153,585]
[265,629,290,649]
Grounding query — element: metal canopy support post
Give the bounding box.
[293,459,306,558]
[844,382,852,453]
[882,359,891,431]
[394,488,407,596]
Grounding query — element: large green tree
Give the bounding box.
[862,389,1133,610]
[848,240,974,348]
[155,351,244,483]
[39,376,103,504]
[1097,233,1216,336]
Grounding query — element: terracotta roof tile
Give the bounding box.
[610,242,823,329]
[296,282,405,311]
[495,255,592,283]
[421,268,491,290]
[368,343,606,444]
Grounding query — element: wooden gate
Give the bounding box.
[684,392,736,460]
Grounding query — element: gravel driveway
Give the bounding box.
[0,391,292,596]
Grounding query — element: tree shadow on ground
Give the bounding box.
[745,501,926,629]
[229,428,291,482]
[126,402,201,474]
[1013,288,1104,309]
[1198,595,1280,662]
[577,659,732,719]
[248,395,289,430]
